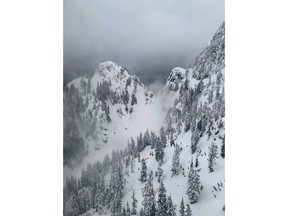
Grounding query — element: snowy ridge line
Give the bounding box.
[64,22,225,216]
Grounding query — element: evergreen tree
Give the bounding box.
[110,161,125,215]
[125,155,130,168]
[143,129,151,148]
[186,166,201,204]
[142,172,156,216]
[131,93,137,106]
[155,137,165,165]
[131,190,138,215]
[191,131,200,154]
[171,144,181,176]
[97,174,106,212]
[103,154,111,173]
[160,126,167,147]
[130,137,137,158]
[186,204,192,216]
[156,181,168,216]
[71,193,80,216]
[179,198,185,216]
[221,136,225,158]
[104,187,111,210]
[167,195,177,216]
[140,159,147,182]
[156,166,164,183]
[208,142,219,172]
[110,188,122,215]
[84,190,91,211]
[130,157,135,173]
[137,133,144,152]
[150,131,156,149]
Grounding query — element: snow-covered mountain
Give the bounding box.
[64,22,225,216]
[64,61,165,175]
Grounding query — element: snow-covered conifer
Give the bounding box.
[167,195,177,216]
[186,166,201,204]
[191,131,200,154]
[143,129,151,148]
[137,132,144,152]
[150,131,157,149]
[171,144,181,176]
[155,137,165,165]
[186,204,192,216]
[140,159,147,182]
[142,171,156,216]
[157,166,164,183]
[156,181,168,216]
[131,190,138,215]
[179,198,185,216]
[208,142,219,172]
[160,126,167,147]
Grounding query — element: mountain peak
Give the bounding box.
[96,61,130,80]
[166,67,186,91]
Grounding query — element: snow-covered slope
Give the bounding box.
[120,21,225,216]
[64,22,225,216]
[64,61,165,177]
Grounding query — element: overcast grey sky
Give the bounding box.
[64,0,224,85]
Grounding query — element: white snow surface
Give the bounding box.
[64,61,165,180]
[65,23,225,216]
[65,58,225,215]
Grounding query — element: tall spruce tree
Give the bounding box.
[97,174,106,212]
[142,172,156,216]
[131,190,138,215]
[137,132,144,152]
[156,166,164,183]
[186,204,192,216]
[150,131,157,149]
[186,166,201,204]
[156,181,168,216]
[167,195,177,216]
[171,144,181,176]
[143,129,151,148]
[208,142,219,172]
[140,159,147,182]
[130,137,137,158]
[155,137,165,165]
[160,126,167,147]
[71,193,80,216]
[179,198,185,216]
[110,161,125,216]
[191,131,200,154]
